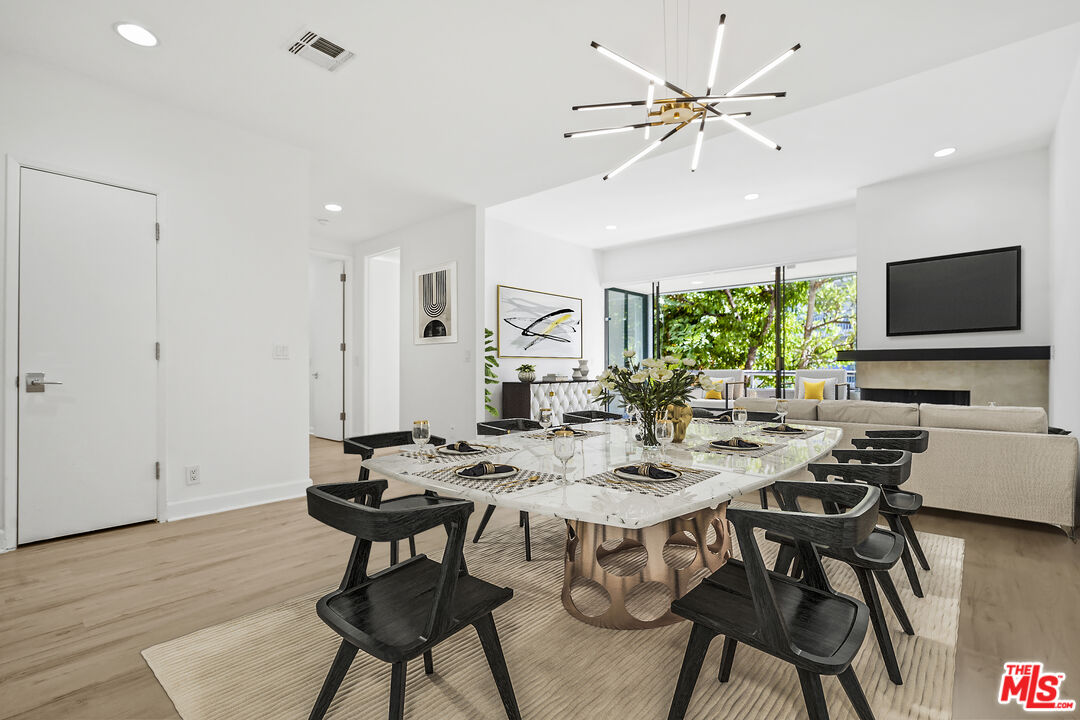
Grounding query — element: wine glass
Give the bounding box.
[538,407,553,432]
[733,408,748,427]
[776,399,789,426]
[553,430,575,483]
[655,418,674,461]
[412,420,431,458]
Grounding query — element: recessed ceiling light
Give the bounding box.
[114,22,158,47]
[933,147,956,158]
[744,193,760,200]
[604,224,618,231]
[324,203,343,212]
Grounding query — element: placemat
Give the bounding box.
[688,439,786,459]
[756,425,824,440]
[412,464,559,494]
[398,443,519,463]
[576,464,717,498]
[696,419,767,428]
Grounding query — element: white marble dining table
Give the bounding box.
[364,419,844,629]
[362,419,843,530]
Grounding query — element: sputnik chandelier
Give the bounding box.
[565,13,800,180]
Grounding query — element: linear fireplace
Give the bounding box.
[860,388,971,405]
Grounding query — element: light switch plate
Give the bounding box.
[272,344,290,360]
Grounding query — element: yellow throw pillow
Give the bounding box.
[802,378,826,401]
[704,379,725,400]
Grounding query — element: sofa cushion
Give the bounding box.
[785,399,820,421]
[817,400,919,426]
[919,404,1048,434]
[734,397,778,413]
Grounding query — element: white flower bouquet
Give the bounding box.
[590,351,700,446]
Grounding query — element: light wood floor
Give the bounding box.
[0,436,1076,719]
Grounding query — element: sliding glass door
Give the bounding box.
[605,288,649,369]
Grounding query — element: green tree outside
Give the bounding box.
[658,274,856,388]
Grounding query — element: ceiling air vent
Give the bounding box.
[286,30,355,72]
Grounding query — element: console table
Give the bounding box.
[502,380,598,421]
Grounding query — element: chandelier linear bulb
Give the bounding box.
[570,15,799,179]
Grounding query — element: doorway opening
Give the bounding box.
[308,252,350,441]
[364,248,401,433]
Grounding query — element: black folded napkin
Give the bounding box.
[710,437,760,449]
[712,413,733,423]
[763,424,799,433]
[458,462,514,477]
[444,441,482,452]
[615,463,679,481]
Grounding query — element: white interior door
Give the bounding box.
[17,168,158,544]
[309,255,345,440]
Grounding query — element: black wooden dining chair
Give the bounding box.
[306,482,520,720]
[344,431,446,565]
[562,409,621,424]
[768,449,915,685]
[667,480,881,720]
[851,430,932,581]
[472,418,542,560]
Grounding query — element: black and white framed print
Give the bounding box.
[415,262,457,345]
[497,285,582,359]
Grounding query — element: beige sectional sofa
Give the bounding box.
[734,397,1079,534]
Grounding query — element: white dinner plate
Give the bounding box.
[455,465,518,481]
[437,445,486,456]
[709,440,762,452]
[613,467,682,483]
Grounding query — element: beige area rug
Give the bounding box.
[143,517,964,720]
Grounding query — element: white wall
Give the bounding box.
[1050,57,1080,431]
[352,206,483,439]
[364,249,401,433]
[600,203,857,287]
[856,149,1050,349]
[484,218,605,416]
[0,52,310,540]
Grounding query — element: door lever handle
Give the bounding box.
[25,373,62,392]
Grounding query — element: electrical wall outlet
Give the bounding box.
[185,465,201,485]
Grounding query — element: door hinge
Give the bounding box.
[339,342,346,351]
[339,411,346,421]
[340,273,346,282]
[155,342,160,360]
[155,222,160,242]
[155,461,160,480]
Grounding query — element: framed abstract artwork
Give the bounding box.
[414,262,457,345]
[497,285,582,359]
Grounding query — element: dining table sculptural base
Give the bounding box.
[562,504,731,630]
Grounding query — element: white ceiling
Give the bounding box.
[2,1,1079,243]
[491,22,1080,247]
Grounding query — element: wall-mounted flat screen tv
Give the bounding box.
[886,246,1021,336]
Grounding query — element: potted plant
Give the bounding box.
[516,364,536,382]
[591,351,698,450]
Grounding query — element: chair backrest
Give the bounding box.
[727,481,880,654]
[563,409,621,424]
[815,448,912,487]
[852,429,930,454]
[476,418,541,435]
[307,482,474,641]
[793,369,848,399]
[344,431,448,458]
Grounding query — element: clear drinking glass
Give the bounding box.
[733,408,748,427]
[538,407,553,431]
[553,430,575,483]
[776,399,789,425]
[655,418,674,461]
[412,420,431,457]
